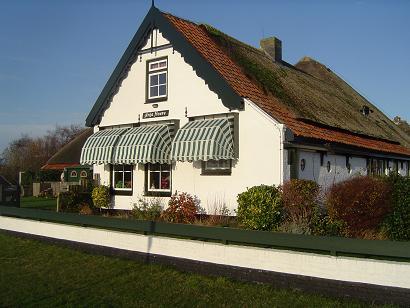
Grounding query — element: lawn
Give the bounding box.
[0,233,379,307]
[20,196,57,210]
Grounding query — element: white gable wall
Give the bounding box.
[99,30,230,127]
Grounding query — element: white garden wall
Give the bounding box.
[1,216,409,289]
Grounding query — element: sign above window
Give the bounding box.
[142,110,169,119]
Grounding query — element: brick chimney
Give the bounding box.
[260,37,282,62]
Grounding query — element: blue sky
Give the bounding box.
[0,0,409,152]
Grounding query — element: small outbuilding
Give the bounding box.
[42,128,93,183]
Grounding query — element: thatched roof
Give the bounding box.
[162,11,410,156]
[41,128,93,170]
[202,25,410,149]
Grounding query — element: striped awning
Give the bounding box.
[171,118,234,162]
[80,128,128,165]
[113,125,172,164]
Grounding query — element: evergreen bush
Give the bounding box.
[132,197,163,221]
[91,185,111,209]
[236,185,282,231]
[384,175,410,241]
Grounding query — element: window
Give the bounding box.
[327,161,331,173]
[367,158,385,176]
[287,149,295,165]
[346,156,351,174]
[112,165,133,195]
[80,170,88,178]
[360,105,373,116]
[393,160,399,173]
[145,163,171,196]
[300,159,306,172]
[320,152,325,166]
[202,160,232,175]
[147,58,167,102]
[70,170,77,178]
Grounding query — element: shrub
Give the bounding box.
[91,185,111,209]
[201,199,232,227]
[161,192,199,224]
[310,212,344,237]
[384,175,410,241]
[326,176,392,237]
[59,190,92,213]
[279,179,320,234]
[79,203,93,215]
[236,185,282,231]
[131,196,163,221]
[59,191,79,213]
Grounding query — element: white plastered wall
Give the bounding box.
[172,99,283,213]
[92,29,283,212]
[295,150,367,190]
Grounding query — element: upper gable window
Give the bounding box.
[147,58,168,102]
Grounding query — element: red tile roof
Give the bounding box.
[163,13,410,157]
[41,163,80,170]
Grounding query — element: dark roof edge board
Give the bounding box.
[298,118,401,145]
[86,7,242,127]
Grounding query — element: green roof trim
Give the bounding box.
[85,7,242,127]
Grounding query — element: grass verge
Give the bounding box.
[20,196,57,211]
[0,232,383,307]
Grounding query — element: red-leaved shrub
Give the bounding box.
[161,192,199,224]
[281,180,320,222]
[326,176,392,237]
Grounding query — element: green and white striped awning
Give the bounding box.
[171,118,234,162]
[113,125,172,164]
[80,128,128,165]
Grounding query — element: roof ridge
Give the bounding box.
[200,24,274,63]
[160,10,199,27]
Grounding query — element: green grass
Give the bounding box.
[20,196,57,210]
[0,233,384,307]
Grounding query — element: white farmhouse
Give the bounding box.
[80,6,410,211]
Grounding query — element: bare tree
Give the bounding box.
[0,124,85,183]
